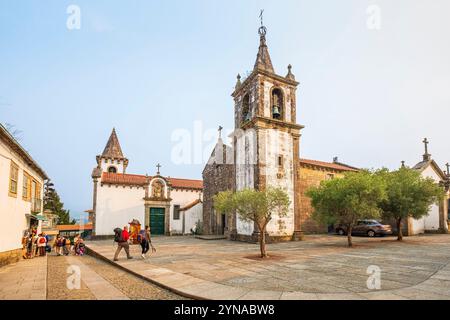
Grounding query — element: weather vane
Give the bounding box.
[258,9,267,36]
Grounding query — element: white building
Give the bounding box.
[0,124,48,266]
[407,139,449,235]
[90,128,203,237]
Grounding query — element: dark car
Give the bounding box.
[335,220,392,237]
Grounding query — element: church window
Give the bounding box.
[271,88,283,120]
[173,205,181,220]
[108,166,117,173]
[242,94,251,123]
[278,155,284,168]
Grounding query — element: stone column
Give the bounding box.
[292,134,303,241]
[91,177,98,236]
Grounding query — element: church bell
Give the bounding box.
[272,105,281,119]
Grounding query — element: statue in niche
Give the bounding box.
[152,181,164,199]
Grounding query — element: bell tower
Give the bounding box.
[231,20,304,241]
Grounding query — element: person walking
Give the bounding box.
[138,226,153,259]
[54,235,62,256]
[113,226,133,261]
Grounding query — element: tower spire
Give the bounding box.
[254,10,274,73]
[102,128,125,159]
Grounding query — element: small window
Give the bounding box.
[9,161,19,197]
[173,205,181,220]
[22,172,31,201]
[278,155,283,168]
[108,166,117,173]
[326,173,335,180]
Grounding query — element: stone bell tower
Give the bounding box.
[231,21,304,241]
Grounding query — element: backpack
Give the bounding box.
[137,230,146,243]
[39,237,46,244]
[113,228,123,242]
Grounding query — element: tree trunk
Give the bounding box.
[397,218,403,241]
[347,225,353,247]
[258,224,268,258]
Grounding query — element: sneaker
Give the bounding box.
[113,258,119,261]
[141,254,146,259]
[127,256,133,259]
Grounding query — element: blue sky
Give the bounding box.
[1,0,449,219]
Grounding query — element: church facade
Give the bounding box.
[202,25,357,242]
[90,129,203,237]
[404,140,450,235]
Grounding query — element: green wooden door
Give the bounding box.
[150,207,165,235]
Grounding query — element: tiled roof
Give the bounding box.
[101,172,203,190]
[56,224,93,231]
[102,172,146,185]
[299,158,358,172]
[169,177,203,190]
[180,199,202,211]
[101,128,125,159]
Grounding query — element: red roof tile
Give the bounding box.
[180,199,202,211]
[299,158,358,172]
[101,172,203,190]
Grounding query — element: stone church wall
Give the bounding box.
[202,162,234,235]
[298,164,345,234]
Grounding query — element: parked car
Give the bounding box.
[335,220,392,237]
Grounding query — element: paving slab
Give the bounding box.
[86,234,450,300]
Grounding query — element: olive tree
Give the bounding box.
[376,167,444,241]
[214,187,290,258]
[306,171,386,247]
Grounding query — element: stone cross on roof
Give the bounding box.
[156,163,161,175]
[423,138,431,161]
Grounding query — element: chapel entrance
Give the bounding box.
[149,207,165,235]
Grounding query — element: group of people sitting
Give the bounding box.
[54,234,85,256]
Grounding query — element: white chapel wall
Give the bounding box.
[169,189,202,234]
[95,184,145,235]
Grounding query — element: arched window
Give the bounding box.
[242,94,250,123]
[271,88,283,120]
[108,166,117,173]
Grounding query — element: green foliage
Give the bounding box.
[214,187,290,258]
[307,171,387,228]
[376,167,444,221]
[44,189,75,225]
[214,187,290,228]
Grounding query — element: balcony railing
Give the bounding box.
[31,198,42,213]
